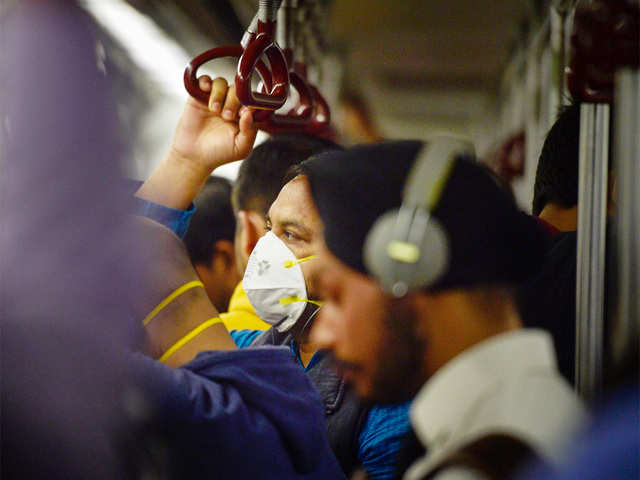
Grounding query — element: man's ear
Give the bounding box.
[212,239,236,272]
[237,210,265,259]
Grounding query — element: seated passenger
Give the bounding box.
[300,140,588,479]
[183,176,239,312]
[135,77,410,479]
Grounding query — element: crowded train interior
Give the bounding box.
[2,1,638,479]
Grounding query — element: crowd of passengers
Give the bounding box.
[3,3,637,479]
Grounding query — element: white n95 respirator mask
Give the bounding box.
[242,231,320,332]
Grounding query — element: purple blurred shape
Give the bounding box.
[1,1,143,477]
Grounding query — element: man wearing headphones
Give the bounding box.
[296,140,587,479]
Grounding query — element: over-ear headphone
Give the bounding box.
[363,137,475,297]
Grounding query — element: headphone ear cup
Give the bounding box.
[364,209,449,295]
[364,210,401,290]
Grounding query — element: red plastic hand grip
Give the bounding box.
[308,85,331,128]
[258,48,313,132]
[184,44,274,107]
[293,61,332,134]
[235,21,289,110]
[566,0,639,103]
[184,45,244,104]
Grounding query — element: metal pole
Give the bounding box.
[611,69,640,366]
[575,102,609,402]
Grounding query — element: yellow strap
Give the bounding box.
[142,280,204,326]
[283,255,317,268]
[159,317,223,363]
[279,295,323,307]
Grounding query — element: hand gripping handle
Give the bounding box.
[184,45,244,104]
[184,45,275,106]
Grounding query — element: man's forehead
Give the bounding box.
[268,176,321,225]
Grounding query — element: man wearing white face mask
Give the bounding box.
[135,79,411,479]
[224,170,412,480]
[242,231,321,332]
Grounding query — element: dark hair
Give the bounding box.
[232,132,341,217]
[183,176,235,266]
[282,161,311,187]
[532,103,581,215]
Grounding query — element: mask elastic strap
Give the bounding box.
[283,255,318,268]
[158,317,222,363]
[279,296,322,307]
[298,304,321,341]
[143,280,204,326]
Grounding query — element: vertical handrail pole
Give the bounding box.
[611,69,640,365]
[575,102,609,402]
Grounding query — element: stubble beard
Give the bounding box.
[364,297,428,405]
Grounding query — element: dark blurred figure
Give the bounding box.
[518,103,615,384]
[183,176,240,312]
[532,103,583,232]
[337,88,382,145]
[1,1,141,478]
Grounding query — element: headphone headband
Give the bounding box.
[404,137,475,208]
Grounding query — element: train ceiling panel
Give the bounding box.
[330,0,534,89]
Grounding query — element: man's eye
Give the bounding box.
[283,230,299,241]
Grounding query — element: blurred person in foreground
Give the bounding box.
[1,3,345,479]
[1,2,139,477]
[301,140,587,479]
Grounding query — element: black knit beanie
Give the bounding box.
[300,140,548,290]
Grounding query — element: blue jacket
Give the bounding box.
[133,347,346,479]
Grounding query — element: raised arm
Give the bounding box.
[135,77,257,210]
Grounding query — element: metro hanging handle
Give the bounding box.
[308,84,331,129]
[184,45,245,104]
[184,2,281,107]
[184,45,275,108]
[566,0,639,103]
[294,10,332,133]
[235,0,290,110]
[294,62,331,130]
[258,0,314,131]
